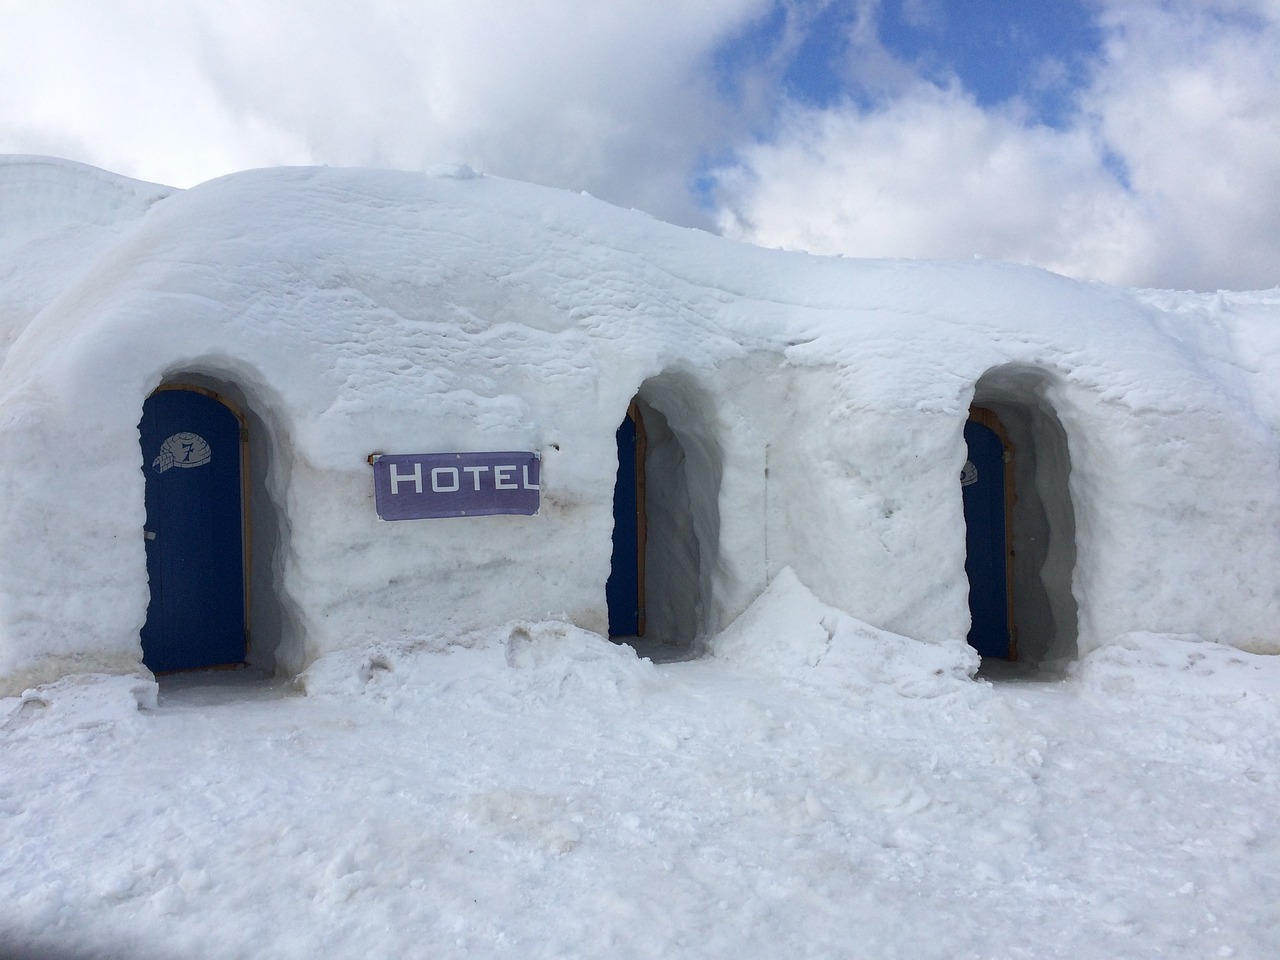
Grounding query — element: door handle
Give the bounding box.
[144,530,157,541]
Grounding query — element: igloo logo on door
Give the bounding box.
[152,432,212,473]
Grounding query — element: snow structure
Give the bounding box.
[1,154,1279,696]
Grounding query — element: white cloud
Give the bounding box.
[0,0,768,226]
[1085,0,1280,288]
[714,0,1280,290]
[0,3,306,182]
[2,0,1277,290]
[715,84,1146,281]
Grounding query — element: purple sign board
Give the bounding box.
[371,451,540,520]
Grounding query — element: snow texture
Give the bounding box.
[2,614,1278,959]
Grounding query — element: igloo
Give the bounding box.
[2,155,1278,694]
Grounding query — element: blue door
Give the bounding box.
[607,411,641,636]
[140,388,246,672]
[962,417,1012,658]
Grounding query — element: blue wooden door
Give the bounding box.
[962,418,1011,658]
[140,389,246,672]
[607,412,640,636]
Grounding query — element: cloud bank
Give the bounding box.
[1,0,1277,289]
[0,0,768,227]
[715,0,1280,289]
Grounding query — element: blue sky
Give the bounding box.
[726,0,1100,121]
[1,0,1278,290]
[875,1,1101,117]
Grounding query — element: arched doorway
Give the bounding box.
[607,401,647,637]
[607,377,722,658]
[965,367,1078,668]
[139,385,249,672]
[962,407,1016,658]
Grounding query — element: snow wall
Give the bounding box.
[1,157,1278,693]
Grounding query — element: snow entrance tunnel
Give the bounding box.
[966,365,1078,668]
[608,373,723,658]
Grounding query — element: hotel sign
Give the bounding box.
[371,451,540,520]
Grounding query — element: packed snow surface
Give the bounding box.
[3,579,1279,959]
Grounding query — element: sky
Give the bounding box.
[1,0,1277,291]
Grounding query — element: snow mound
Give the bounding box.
[2,672,157,738]
[298,620,658,708]
[712,567,979,697]
[295,631,498,700]
[1073,631,1280,703]
[505,619,661,705]
[421,161,482,180]
[0,155,174,363]
[0,155,171,236]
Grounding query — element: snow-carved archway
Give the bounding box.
[609,372,724,657]
[969,365,1078,668]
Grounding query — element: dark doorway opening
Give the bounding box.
[966,367,1079,673]
[140,385,249,673]
[963,407,1016,659]
[607,401,647,638]
[607,378,719,662]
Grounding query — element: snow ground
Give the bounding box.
[4,583,1278,960]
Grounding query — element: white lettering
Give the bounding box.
[389,462,423,494]
[494,465,517,490]
[431,467,460,492]
[522,464,540,490]
[463,465,489,490]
